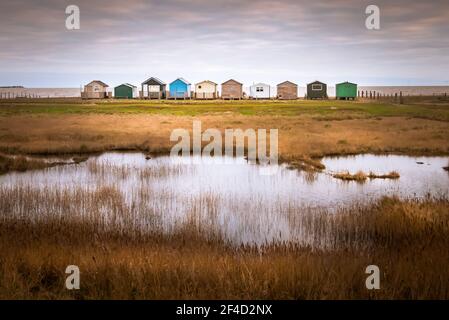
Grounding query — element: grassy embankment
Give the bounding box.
[0,99,448,170]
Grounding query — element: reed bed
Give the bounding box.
[0,154,51,175]
[332,170,400,182]
[0,156,448,299]
[0,178,448,299]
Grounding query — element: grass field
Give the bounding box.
[1,98,449,120]
[1,196,448,299]
[0,98,448,299]
[0,98,448,160]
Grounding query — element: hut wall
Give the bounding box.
[221,83,242,99]
[249,84,270,99]
[277,84,298,100]
[195,82,217,99]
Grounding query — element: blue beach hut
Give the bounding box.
[169,78,191,99]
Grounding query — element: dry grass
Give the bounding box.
[333,170,368,181]
[0,154,51,174]
[368,171,400,179]
[0,112,448,160]
[0,195,448,299]
[332,170,400,181]
[0,113,448,176]
[0,153,88,175]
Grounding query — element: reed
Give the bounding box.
[0,177,448,299]
[333,170,400,181]
[0,154,51,174]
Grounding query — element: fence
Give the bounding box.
[357,90,448,104]
[0,92,43,99]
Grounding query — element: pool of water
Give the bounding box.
[0,152,447,246]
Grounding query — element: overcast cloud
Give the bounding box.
[0,0,448,87]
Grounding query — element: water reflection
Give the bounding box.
[0,152,447,246]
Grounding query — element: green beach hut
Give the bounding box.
[336,82,357,100]
[114,83,137,99]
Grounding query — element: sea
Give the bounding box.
[0,86,448,98]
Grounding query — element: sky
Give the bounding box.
[0,0,448,88]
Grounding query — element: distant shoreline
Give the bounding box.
[0,86,448,98]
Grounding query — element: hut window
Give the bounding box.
[312,84,322,91]
[256,87,264,92]
[198,85,202,89]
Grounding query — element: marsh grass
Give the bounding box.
[368,171,400,179]
[332,170,368,182]
[0,154,53,175]
[333,170,400,181]
[1,98,449,121]
[0,194,448,299]
[282,155,326,172]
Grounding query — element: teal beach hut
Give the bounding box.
[169,78,191,99]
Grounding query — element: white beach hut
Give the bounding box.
[249,83,271,99]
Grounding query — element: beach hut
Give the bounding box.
[195,80,218,99]
[307,81,328,99]
[81,80,109,99]
[169,78,191,99]
[336,82,357,100]
[249,83,271,99]
[114,83,137,99]
[221,79,243,100]
[277,81,298,100]
[141,77,166,99]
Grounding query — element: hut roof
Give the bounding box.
[171,78,191,85]
[86,80,109,87]
[277,81,297,87]
[250,83,270,87]
[195,80,217,86]
[116,83,136,88]
[336,81,357,86]
[142,77,165,85]
[222,79,242,86]
[307,80,326,85]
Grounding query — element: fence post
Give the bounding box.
[399,91,403,104]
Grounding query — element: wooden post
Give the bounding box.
[399,91,403,104]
